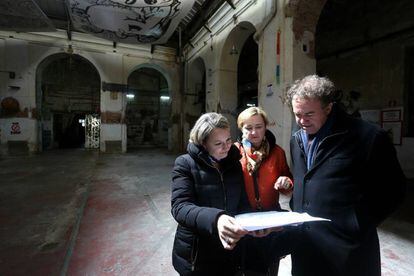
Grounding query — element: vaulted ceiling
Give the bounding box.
[0,0,235,48]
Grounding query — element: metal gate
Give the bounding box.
[85,114,100,149]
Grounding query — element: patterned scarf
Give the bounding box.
[242,137,270,175]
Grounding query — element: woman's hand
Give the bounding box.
[274,176,293,191]
[217,214,248,250]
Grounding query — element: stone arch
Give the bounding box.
[128,63,172,93]
[218,21,257,138]
[36,53,102,116]
[285,0,327,58]
[35,53,101,150]
[35,51,104,83]
[187,56,206,113]
[125,64,171,150]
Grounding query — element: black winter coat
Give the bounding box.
[171,143,249,275]
[290,106,406,276]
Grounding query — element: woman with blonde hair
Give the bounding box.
[235,106,294,275]
[171,112,250,275]
[236,107,293,211]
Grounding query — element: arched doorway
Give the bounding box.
[237,34,258,111]
[188,57,206,115]
[219,21,257,138]
[36,53,101,150]
[126,67,170,149]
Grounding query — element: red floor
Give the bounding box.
[1,149,413,275]
[0,149,177,276]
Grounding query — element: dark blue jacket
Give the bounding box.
[171,143,249,275]
[290,106,406,276]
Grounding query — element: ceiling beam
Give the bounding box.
[181,0,226,46]
[225,0,236,9]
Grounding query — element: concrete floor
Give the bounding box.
[0,149,413,275]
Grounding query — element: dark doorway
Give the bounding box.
[237,34,258,112]
[39,54,100,150]
[53,113,85,148]
[126,67,170,149]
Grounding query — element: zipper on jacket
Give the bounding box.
[191,236,199,271]
[218,170,227,211]
[199,158,228,211]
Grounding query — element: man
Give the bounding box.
[286,75,406,276]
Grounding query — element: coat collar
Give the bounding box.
[187,142,241,170]
[293,104,350,142]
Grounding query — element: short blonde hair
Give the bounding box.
[189,112,230,145]
[237,107,269,129]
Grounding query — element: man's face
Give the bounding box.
[292,96,332,135]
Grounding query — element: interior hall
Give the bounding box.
[0,0,413,275]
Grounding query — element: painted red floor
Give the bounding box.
[1,149,413,275]
[65,150,177,275]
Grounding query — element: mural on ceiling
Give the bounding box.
[67,0,194,44]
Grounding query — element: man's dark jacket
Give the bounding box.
[290,106,406,276]
[171,143,249,275]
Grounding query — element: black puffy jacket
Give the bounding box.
[171,143,249,275]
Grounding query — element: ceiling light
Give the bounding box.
[230,45,238,55]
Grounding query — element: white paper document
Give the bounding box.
[235,211,330,231]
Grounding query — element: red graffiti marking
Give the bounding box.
[11,122,21,134]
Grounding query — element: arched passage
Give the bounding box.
[187,57,206,115]
[126,67,170,150]
[36,53,101,150]
[219,21,257,137]
[237,33,258,110]
[286,0,327,57]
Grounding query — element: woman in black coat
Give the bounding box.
[171,112,251,275]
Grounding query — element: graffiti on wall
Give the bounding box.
[10,122,21,135]
[67,0,195,44]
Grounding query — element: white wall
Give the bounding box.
[183,0,291,143]
[396,138,414,179]
[0,30,180,153]
[0,118,37,152]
